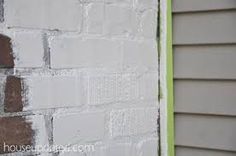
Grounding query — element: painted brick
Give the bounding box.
[106,143,133,156]
[139,10,157,38]
[0,34,14,68]
[104,6,138,35]
[136,0,158,10]
[50,38,121,69]
[110,108,158,137]
[59,151,84,156]
[23,75,83,111]
[87,3,104,34]
[12,32,44,68]
[87,72,158,105]
[105,0,131,5]
[59,144,104,156]
[123,40,158,68]
[136,139,158,156]
[5,0,82,31]
[53,112,105,145]
[0,115,48,154]
[4,76,23,112]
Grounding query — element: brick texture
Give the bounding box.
[110,108,158,138]
[0,34,14,68]
[53,112,105,146]
[4,76,23,112]
[0,0,159,155]
[0,115,48,154]
[0,116,34,154]
[5,0,82,31]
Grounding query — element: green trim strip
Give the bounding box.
[167,0,175,156]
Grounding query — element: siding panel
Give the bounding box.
[175,114,236,151]
[173,11,236,45]
[176,146,236,156]
[174,45,236,79]
[174,80,236,115]
[173,0,236,155]
[173,0,236,13]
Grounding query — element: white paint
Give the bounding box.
[12,31,44,68]
[25,115,49,147]
[87,3,105,34]
[5,0,82,31]
[53,112,105,146]
[106,143,133,156]
[136,138,159,156]
[123,40,158,68]
[104,6,138,36]
[110,108,158,137]
[50,38,122,69]
[0,0,160,155]
[87,71,158,105]
[23,73,83,111]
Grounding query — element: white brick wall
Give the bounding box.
[5,0,82,31]
[53,112,105,146]
[110,108,158,137]
[12,32,44,68]
[0,0,159,155]
[23,74,84,110]
[50,38,121,69]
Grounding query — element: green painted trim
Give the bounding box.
[167,0,175,156]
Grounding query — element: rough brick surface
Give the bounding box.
[136,139,158,156]
[4,76,23,112]
[5,0,82,31]
[0,34,14,68]
[53,112,105,146]
[110,108,158,137]
[0,116,34,154]
[0,115,48,154]
[24,75,83,111]
[86,72,158,105]
[104,6,137,35]
[0,0,159,155]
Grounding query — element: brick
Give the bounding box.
[12,32,44,68]
[5,0,82,31]
[50,38,121,69]
[53,112,105,145]
[110,108,158,137]
[106,144,133,156]
[136,139,158,156]
[4,76,23,112]
[24,75,83,110]
[87,3,105,34]
[123,40,158,68]
[59,151,84,156]
[105,0,131,5]
[139,10,157,38]
[87,72,158,105]
[136,0,158,10]
[0,115,48,154]
[104,6,138,35]
[0,34,14,68]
